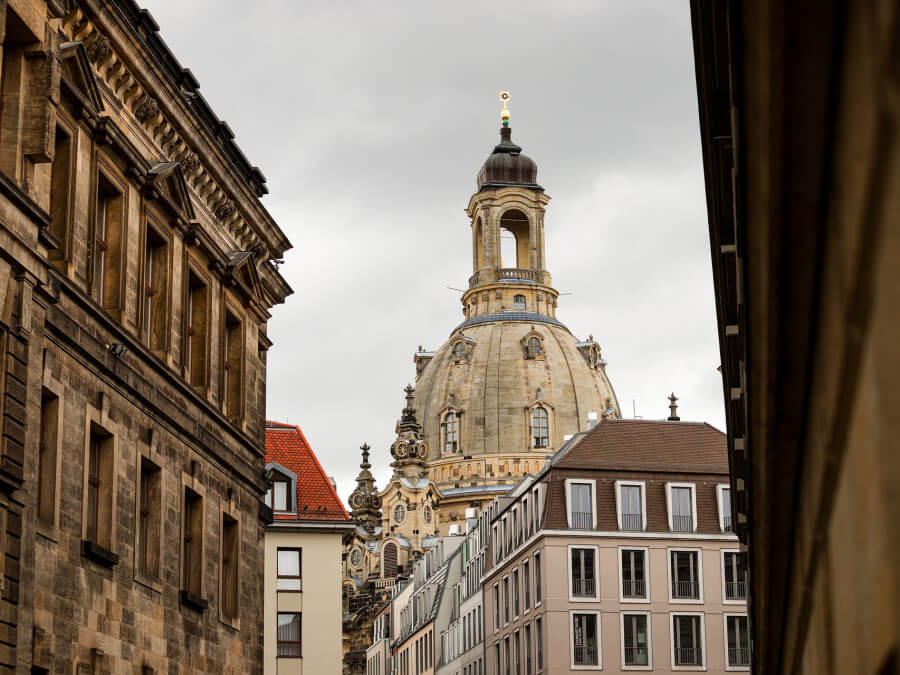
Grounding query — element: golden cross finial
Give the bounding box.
[499,90,511,125]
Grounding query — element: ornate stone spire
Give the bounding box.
[668,393,680,422]
[390,385,428,476]
[348,442,381,532]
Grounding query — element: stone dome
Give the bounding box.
[476,126,541,191]
[413,314,619,480]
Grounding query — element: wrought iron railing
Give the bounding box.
[729,647,750,666]
[622,578,646,598]
[624,646,649,666]
[675,646,702,666]
[725,581,747,600]
[572,578,595,597]
[573,645,598,666]
[570,511,592,529]
[621,512,642,531]
[723,514,733,532]
[672,579,700,599]
[672,514,693,532]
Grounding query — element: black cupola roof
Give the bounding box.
[476,126,542,191]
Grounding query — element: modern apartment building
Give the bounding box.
[483,417,748,674]
[264,422,353,674]
[367,602,393,675]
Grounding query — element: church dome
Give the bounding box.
[476,126,541,191]
[412,313,618,495]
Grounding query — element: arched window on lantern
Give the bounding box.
[513,294,526,310]
[532,407,549,448]
[442,411,460,453]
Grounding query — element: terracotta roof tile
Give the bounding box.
[265,420,350,522]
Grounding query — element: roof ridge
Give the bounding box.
[291,424,350,520]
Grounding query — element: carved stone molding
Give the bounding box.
[214,201,235,220]
[85,34,111,64]
[134,95,159,123]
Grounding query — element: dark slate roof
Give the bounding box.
[452,312,569,335]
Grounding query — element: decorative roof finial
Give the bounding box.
[667,393,680,421]
[499,90,511,126]
[360,442,371,469]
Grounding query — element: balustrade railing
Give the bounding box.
[672,514,693,532]
[624,647,649,666]
[675,646,702,666]
[728,647,750,666]
[622,578,646,598]
[621,512,643,531]
[725,581,747,600]
[570,511,592,530]
[672,579,700,599]
[573,645,598,666]
[572,578,595,597]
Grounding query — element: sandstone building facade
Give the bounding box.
[0,0,291,671]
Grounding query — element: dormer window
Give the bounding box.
[264,463,297,513]
[513,294,526,310]
[442,411,460,453]
[269,478,289,511]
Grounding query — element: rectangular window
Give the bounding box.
[223,309,243,420]
[525,624,532,675]
[504,637,510,675]
[185,271,208,387]
[536,618,543,670]
[621,548,647,600]
[49,126,71,258]
[725,615,750,667]
[513,568,520,616]
[137,458,161,578]
[719,486,733,532]
[85,425,114,551]
[669,485,694,532]
[495,643,501,675]
[571,613,599,666]
[724,551,747,601]
[266,477,290,512]
[670,550,701,600]
[277,612,302,657]
[94,174,123,309]
[569,481,592,529]
[514,631,521,675]
[143,226,168,351]
[534,553,542,604]
[493,584,500,630]
[672,614,703,666]
[620,483,643,531]
[622,613,650,666]
[37,389,59,523]
[221,513,239,618]
[182,488,203,598]
[570,547,596,598]
[523,560,531,610]
[278,548,302,591]
[503,576,510,624]
[533,489,540,531]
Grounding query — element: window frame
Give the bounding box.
[722,613,751,671]
[720,549,747,605]
[567,544,600,602]
[618,545,651,603]
[141,218,173,355]
[264,462,298,513]
[669,611,707,671]
[667,547,704,604]
[277,611,302,658]
[37,372,65,530]
[564,479,596,530]
[615,480,647,531]
[222,302,244,422]
[277,547,303,593]
[81,401,119,566]
[442,410,461,454]
[665,482,698,533]
[716,483,734,533]
[568,609,602,670]
[531,407,549,449]
[219,508,241,627]
[619,610,653,671]
[183,262,211,390]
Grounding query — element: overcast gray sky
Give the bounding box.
[141,0,724,505]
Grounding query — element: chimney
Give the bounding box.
[667,393,680,421]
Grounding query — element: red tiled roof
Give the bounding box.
[557,418,728,473]
[265,420,350,521]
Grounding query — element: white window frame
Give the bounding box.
[512,566,520,619]
[615,480,647,531]
[564,479,597,530]
[665,482,698,533]
[493,583,500,633]
[568,609,602,670]
[720,549,747,605]
[532,485,542,532]
[716,484,732,533]
[667,547,705,604]
[533,551,542,607]
[567,544,600,602]
[619,610,653,671]
[617,545,651,603]
[722,612,751,671]
[669,611,707,671]
[502,574,510,627]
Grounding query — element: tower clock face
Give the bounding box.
[350,492,365,509]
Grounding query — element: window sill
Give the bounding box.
[180,590,208,612]
[218,610,240,631]
[81,540,119,567]
[35,519,58,544]
[134,570,163,594]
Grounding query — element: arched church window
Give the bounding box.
[423,504,432,524]
[532,407,549,448]
[383,543,398,578]
[394,503,406,524]
[513,294,526,310]
[452,341,467,360]
[442,412,459,453]
[526,336,543,358]
[349,546,363,568]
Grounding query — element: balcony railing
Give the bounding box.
[672,514,693,532]
[469,268,543,287]
[621,512,643,531]
[675,646,702,666]
[725,581,747,600]
[570,511,593,529]
[729,647,751,666]
[624,646,649,666]
[573,645,598,666]
[572,578,595,597]
[672,579,700,599]
[723,514,733,532]
[374,578,396,590]
[622,578,646,598]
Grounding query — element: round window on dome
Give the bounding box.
[394,503,406,524]
[349,547,363,568]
